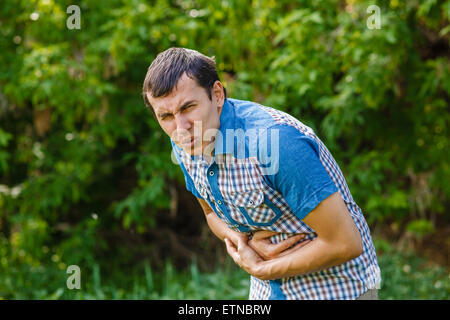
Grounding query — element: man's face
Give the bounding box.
[146,73,224,156]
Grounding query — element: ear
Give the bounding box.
[212,80,225,109]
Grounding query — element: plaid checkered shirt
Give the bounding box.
[171,98,381,300]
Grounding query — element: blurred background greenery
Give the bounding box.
[0,0,448,299]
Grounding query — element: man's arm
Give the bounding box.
[197,197,245,244]
[197,197,306,257]
[225,192,363,280]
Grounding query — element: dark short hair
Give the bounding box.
[142,47,227,113]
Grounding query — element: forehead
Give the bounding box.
[147,73,205,113]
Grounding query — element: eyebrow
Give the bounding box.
[158,100,197,118]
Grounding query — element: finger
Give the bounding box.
[248,233,306,260]
[224,238,236,253]
[225,238,239,259]
[236,236,249,254]
[272,234,306,252]
[247,238,270,261]
[251,230,278,240]
[225,238,242,267]
[278,239,312,257]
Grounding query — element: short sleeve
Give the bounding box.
[170,140,204,200]
[259,124,338,220]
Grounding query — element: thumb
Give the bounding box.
[225,238,237,253]
[236,236,248,254]
[225,238,240,264]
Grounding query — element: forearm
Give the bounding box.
[197,197,244,243]
[205,210,243,243]
[254,237,360,280]
[253,192,364,280]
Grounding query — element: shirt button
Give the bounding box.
[217,200,222,205]
[234,224,239,228]
[209,171,214,176]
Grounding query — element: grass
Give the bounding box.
[1,239,448,300]
[0,258,250,300]
[374,239,449,300]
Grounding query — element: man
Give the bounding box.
[142,47,381,300]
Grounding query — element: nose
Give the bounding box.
[174,114,192,132]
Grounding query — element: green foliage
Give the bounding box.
[0,258,250,300]
[0,0,448,299]
[1,246,448,300]
[375,244,450,300]
[406,219,435,237]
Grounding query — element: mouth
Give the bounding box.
[180,136,196,147]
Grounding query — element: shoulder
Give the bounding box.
[256,123,321,174]
[226,99,320,161]
[228,98,278,131]
[229,98,314,136]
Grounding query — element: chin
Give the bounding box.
[182,145,203,156]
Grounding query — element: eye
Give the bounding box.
[160,114,173,121]
[181,104,194,111]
